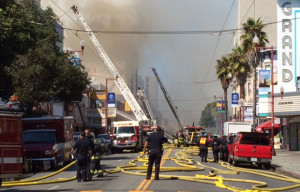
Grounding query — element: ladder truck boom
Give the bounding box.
[71,6,148,121]
[137,88,157,126]
[151,68,184,130]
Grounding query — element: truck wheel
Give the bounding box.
[111,148,115,154]
[263,163,271,170]
[257,163,263,169]
[51,157,59,171]
[0,178,2,188]
[232,156,239,167]
[133,147,138,153]
[229,158,233,164]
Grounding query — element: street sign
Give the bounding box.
[217,110,225,113]
[107,92,115,108]
[232,93,239,108]
[69,57,80,66]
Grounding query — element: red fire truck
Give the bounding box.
[0,107,24,187]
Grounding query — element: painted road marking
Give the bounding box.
[80,191,102,192]
[48,186,59,190]
[132,148,173,192]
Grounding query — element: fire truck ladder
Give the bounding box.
[151,68,184,130]
[71,6,148,122]
[137,88,157,126]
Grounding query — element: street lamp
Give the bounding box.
[253,36,276,156]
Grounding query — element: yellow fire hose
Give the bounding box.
[3,144,300,192]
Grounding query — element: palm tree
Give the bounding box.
[241,17,269,129]
[229,46,251,100]
[216,55,231,122]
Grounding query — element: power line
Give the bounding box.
[192,0,236,122]
[2,13,299,35]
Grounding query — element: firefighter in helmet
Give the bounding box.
[198,133,208,162]
[90,138,105,177]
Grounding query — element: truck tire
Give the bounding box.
[111,148,115,154]
[263,163,271,170]
[232,156,239,167]
[51,157,59,170]
[0,178,2,188]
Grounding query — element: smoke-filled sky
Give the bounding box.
[41,0,237,134]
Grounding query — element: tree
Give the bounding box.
[216,55,231,122]
[200,102,216,129]
[1,1,90,114]
[241,18,268,128]
[0,0,37,100]
[229,46,251,99]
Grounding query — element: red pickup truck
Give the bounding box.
[228,132,272,169]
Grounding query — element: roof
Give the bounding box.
[256,121,281,132]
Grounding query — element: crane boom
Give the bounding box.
[137,88,157,126]
[151,68,184,130]
[71,6,148,121]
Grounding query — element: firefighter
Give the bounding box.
[198,133,208,162]
[220,136,229,162]
[70,133,92,182]
[143,126,168,180]
[212,136,221,163]
[90,138,105,177]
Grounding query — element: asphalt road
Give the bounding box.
[2,147,300,192]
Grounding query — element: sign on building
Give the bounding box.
[93,90,106,100]
[277,0,300,92]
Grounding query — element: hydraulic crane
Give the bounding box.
[151,68,184,131]
[137,88,157,126]
[71,6,148,122]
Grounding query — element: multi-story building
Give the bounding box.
[233,0,300,151]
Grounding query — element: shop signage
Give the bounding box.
[277,0,300,92]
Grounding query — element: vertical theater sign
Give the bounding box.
[277,0,299,92]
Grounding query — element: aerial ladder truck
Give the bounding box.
[151,68,185,146]
[137,88,157,127]
[71,6,149,152]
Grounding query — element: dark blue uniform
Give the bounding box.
[146,131,168,180]
[73,136,92,182]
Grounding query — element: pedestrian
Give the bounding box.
[220,136,229,162]
[90,138,105,177]
[71,133,92,182]
[143,126,168,180]
[198,133,208,162]
[85,128,95,181]
[212,136,221,163]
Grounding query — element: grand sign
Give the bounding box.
[277,1,299,92]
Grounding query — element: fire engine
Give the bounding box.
[0,107,24,187]
[110,121,142,153]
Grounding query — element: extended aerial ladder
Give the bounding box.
[152,68,184,131]
[137,88,157,126]
[71,6,148,122]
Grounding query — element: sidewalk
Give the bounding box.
[271,149,300,179]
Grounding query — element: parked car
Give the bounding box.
[228,132,272,169]
[98,134,111,149]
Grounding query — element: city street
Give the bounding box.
[2,146,300,192]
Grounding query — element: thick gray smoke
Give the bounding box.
[41,0,237,134]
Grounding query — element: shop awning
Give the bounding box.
[256,121,281,132]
